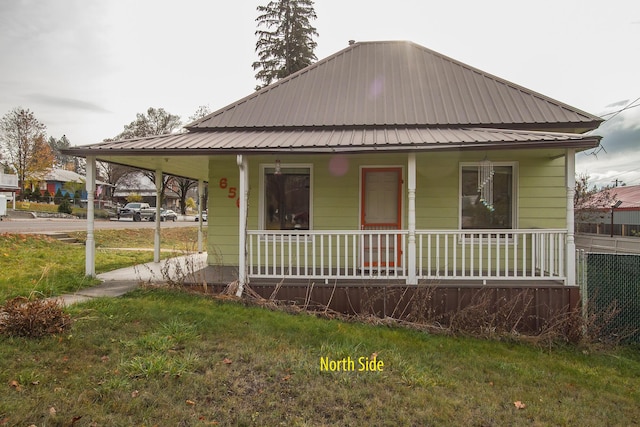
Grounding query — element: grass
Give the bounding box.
[0,288,639,426]
[0,228,204,301]
[69,227,206,250]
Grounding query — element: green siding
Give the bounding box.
[207,150,569,267]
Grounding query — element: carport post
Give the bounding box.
[154,169,162,263]
[237,155,248,296]
[407,153,417,285]
[85,156,96,277]
[197,180,204,253]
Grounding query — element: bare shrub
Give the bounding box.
[533,298,638,348]
[0,296,72,338]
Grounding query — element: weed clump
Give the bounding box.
[0,296,71,338]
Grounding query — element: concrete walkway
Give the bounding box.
[55,252,208,306]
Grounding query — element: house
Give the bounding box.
[39,168,112,204]
[578,184,640,237]
[0,170,19,209]
[112,171,180,209]
[65,41,602,314]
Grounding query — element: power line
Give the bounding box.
[597,96,640,122]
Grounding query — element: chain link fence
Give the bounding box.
[577,251,640,343]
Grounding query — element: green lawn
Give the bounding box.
[0,228,204,301]
[1,229,639,425]
[1,289,639,426]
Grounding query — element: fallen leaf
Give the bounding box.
[488,381,494,386]
[186,399,196,406]
[9,380,19,388]
[49,406,57,416]
[370,352,378,360]
[70,416,83,426]
[101,355,110,362]
[0,417,9,425]
[282,375,291,381]
[514,401,526,409]
[222,358,232,365]
[31,381,40,385]
[131,390,139,398]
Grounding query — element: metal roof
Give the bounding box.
[187,41,602,132]
[44,168,111,186]
[609,185,640,210]
[66,127,600,156]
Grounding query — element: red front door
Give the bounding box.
[361,168,402,267]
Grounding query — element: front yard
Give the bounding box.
[1,289,639,425]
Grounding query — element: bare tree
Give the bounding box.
[0,108,54,193]
[574,173,617,232]
[112,107,182,206]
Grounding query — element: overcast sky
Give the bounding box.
[1,0,638,187]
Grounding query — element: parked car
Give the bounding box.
[161,209,178,222]
[117,202,155,222]
[150,208,178,222]
[195,210,207,222]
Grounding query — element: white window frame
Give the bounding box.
[458,161,518,233]
[259,163,314,231]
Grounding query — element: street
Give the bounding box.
[0,217,203,234]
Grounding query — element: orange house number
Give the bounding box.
[219,177,239,208]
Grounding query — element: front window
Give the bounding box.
[460,163,515,229]
[263,165,311,230]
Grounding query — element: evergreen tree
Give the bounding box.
[253,0,318,89]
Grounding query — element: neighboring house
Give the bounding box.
[0,171,19,207]
[66,41,602,294]
[112,171,180,209]
[40,168,112,206]
[578,185,640,236]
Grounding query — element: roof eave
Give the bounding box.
[63,137,601,158]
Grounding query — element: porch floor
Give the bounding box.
[183,265,566,288]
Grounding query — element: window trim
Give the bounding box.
[458,161,518,231]
[259,163,313,231]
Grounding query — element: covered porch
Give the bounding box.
[64,41,604,293]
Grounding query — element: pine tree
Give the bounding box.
[253,0,318,89]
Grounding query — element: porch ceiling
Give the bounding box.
[93,154,211,182]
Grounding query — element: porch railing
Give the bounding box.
[247,229,567,282]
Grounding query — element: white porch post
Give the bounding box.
[236,155,249,296]
[566,148,576,286]
[154,169,162,263]
[407,153,417,285]
[85,156,96,277]
[197,179,204,254]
